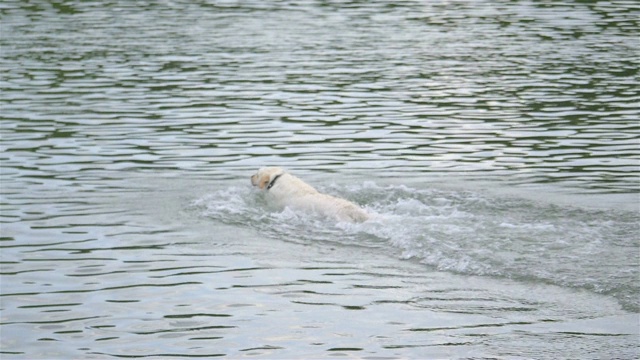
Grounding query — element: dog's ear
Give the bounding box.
[258,174,271,190]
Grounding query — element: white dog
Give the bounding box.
[251,167,369,223]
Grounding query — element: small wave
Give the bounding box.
[191,183,639,312]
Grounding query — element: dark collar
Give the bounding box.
[267,173,283,190]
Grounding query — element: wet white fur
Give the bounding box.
[251,167,369,223]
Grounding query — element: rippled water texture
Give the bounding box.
[2,0,639,188]
[1,0,639,359]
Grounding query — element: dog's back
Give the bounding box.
[262,170,369,223]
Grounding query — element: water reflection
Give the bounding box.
[2,0,638,191]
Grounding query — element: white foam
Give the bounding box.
[191,182,639,311]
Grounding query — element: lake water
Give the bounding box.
[1,0,639,359]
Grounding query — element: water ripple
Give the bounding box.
[1,1,638,359]
[2,0,638,191]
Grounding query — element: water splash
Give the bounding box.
[191,183,639,311]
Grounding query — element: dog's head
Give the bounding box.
[251,167,285,190]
